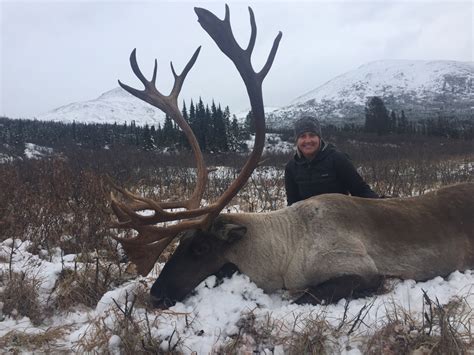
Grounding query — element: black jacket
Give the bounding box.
[285,141,379,205]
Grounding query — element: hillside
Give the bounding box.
[36,87,165,126]
[267,60,474,128]
[33,60,474,130]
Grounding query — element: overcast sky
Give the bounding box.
[1,0,472,118]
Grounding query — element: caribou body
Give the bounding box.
[151,183,474,306]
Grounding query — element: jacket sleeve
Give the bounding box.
[333,152,379,198]
[285,162,300,206]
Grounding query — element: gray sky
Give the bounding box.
[1,0,473,118]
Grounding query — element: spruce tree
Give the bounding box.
[398,110,408,134]
[228,116,241,151]
[390,110,397,133]
[196,98,207,151]
[142,124,154,151]
[243,110,255,139]
[364,96,390,135]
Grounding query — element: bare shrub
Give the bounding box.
[220,309,339,354]
[365,293,473,354]
[51,257,132,310]
[239,167,286,212]
[284,312,336,354]
[0,158,115,259]
[74,292,165,353]
[0,271,43,325]
[220,310,280,353]
[0,326,68,353]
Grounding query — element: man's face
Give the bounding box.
[297,132,320,159]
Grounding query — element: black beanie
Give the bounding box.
[293,116,322,139]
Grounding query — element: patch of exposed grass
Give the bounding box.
[220,310,281,353]
[73,292,165,353]
[365,293,474,355]
[285,313,334,354]
[51,259,132,311]
[0,326,68,353]
[0,271,43,325]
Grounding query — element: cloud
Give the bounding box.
[1,1,472,118]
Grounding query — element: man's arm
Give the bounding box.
[334,153,379,198]
[285,163,301,205]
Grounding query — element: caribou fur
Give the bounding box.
[151,183,474,306]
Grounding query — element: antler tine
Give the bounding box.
[107,175,196,211]
[170,46,201,102]
[111,194,215,226]
[118,49,163,110]
[113,217,208,276]
[114,218,205,246]
[117,47,209,212]
[195,5,282,225]
[246,7,257,55]
[258,31,283,82]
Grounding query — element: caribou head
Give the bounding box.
[110,6,282,307]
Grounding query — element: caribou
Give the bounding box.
[110,6,474,308]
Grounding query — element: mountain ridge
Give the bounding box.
[34,60,473,129]
[268,59,473,128]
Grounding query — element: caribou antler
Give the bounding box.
[111,5,281,276]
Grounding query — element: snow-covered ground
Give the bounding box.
[1,237,472,353]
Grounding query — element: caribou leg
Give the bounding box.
[294,275,384,305]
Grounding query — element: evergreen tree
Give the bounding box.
[142,124,154,151]
[390,110,397,133]
[398,110,408,134]
[204,105,212,150]
[182,101,188,122]
[162,114,174,147]
[364,96,390,135]
[189,99,196,131]
[72,121,77,141]
[228,116,241,151]
[196,98,207,151]
[243,110,255,139]
[210,102,228,152]
[223,106,231,133]
[155,123,163,147]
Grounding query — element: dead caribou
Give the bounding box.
[109,5,474,308]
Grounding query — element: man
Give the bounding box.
[285,116,378,206]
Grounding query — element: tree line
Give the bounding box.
[0,98,258,155]
[364,96,474,139]
[1,95,472,159]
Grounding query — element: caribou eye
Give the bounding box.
[192,242,211,256]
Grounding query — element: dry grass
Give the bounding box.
[220,308,340,354]
[365,293,474,355]
[220,310,281,353]
[0,326,69,353]
[0,271,43,325]
[51,259,133,311]
[73,292,166,353]
[284,312,334,354]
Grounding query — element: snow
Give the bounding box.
[267,59,474,127]
[1,237,472,353]
[15,59,474,131]
[291,60,474,106]
[35,87,166,127]
[24,143,54,159]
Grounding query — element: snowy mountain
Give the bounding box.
[267,60,474,128]
[35,60,473,130]
[36,87,165,126]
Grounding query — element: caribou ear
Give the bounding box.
[215,223,247,243]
